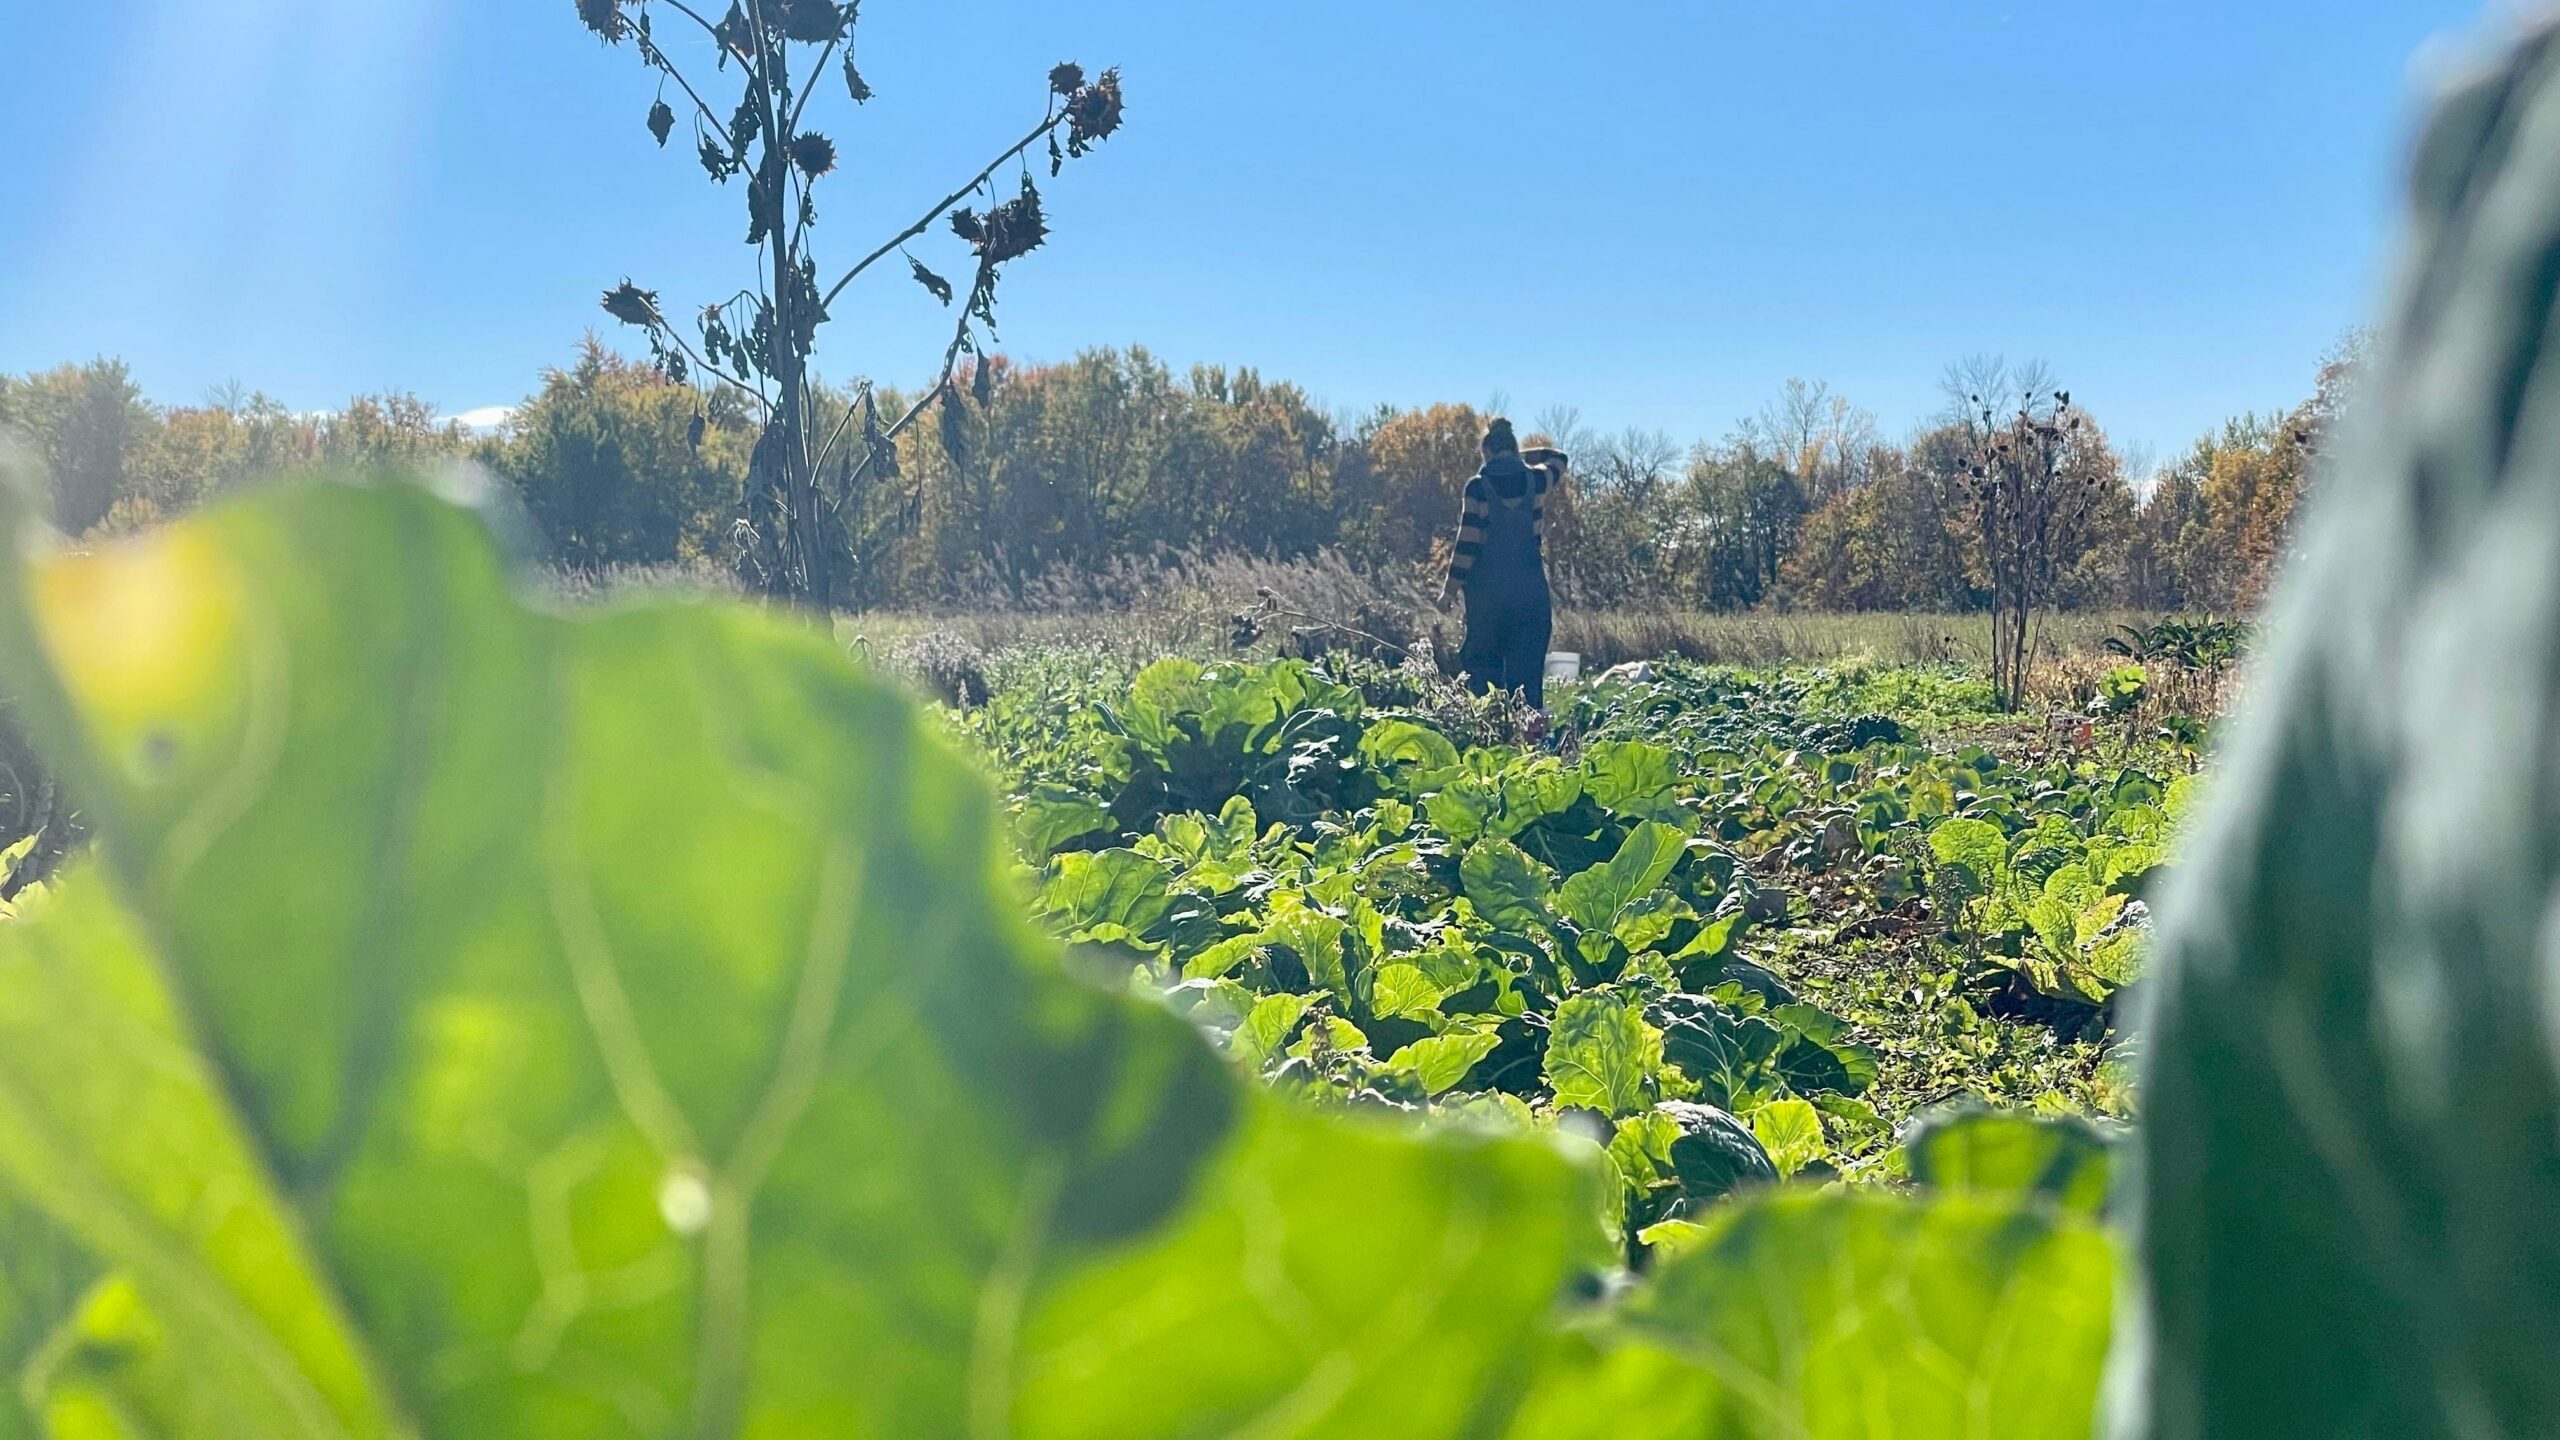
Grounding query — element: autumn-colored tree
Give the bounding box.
[1,343,2346,620]
[1350,402,1483,573]
[2128,335,2363,611]
[1779,454,1982,611]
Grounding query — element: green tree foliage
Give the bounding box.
[0,361,149,535]
[1683,441,1806,610]
[491,339,755,568]
[870,349,1350,605]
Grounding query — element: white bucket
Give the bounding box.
[1544,652,1583,684]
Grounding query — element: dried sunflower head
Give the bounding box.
[778,0,849,42]
[789,131,838,179]
[576,0,626,40]
[975,178,1047,263]
[1048,61,1086,96]
[1066,68,1125,154]
[601,281,664,329]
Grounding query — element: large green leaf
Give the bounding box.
[0,1191,101,1439]
[1767,1002,1881,1098]
[1386,1032,1503,1097]
[1038,847,1174,944]
[1611,1102,1776,1218]
[1581,741,1684,824]
[1461,837,1555,934]
[1357,718,1462,797]
[1746,1098,1825,1178]
[1926,816,2008,896]
[1903,1107,2114,1219]
[0,479,1609,1438]
[2127,27,2560,1438]
[1544,994,1663,1118]
[1653,993,1786,1112]
[1014,783,1114,857]
[1511,1189,2115,1439]
[1556,821,1687,939]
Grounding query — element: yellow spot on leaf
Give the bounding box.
[31,528,246,774]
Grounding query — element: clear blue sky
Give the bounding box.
[0,0,2512,460]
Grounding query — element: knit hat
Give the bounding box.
[1481,416,1519,457]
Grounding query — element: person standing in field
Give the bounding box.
[1438,416,1567,708]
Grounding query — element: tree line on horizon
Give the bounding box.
[0,335,2356,616]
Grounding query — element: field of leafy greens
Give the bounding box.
[0,477,2137,1438]
[944,648,2186,1257]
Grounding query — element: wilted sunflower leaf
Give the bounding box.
[908,256,952,305]
[844,53,873,102]
[646,98,674,146]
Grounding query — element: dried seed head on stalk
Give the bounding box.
[1049,62,1086,96]
[789,132,838,179]
[969,178,1048,263]
[779,0,849,43]
[576,0,626,40]
[1066,68,1125,155]
[601,280,664,329]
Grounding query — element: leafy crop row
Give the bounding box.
[966,648,2181,1236]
